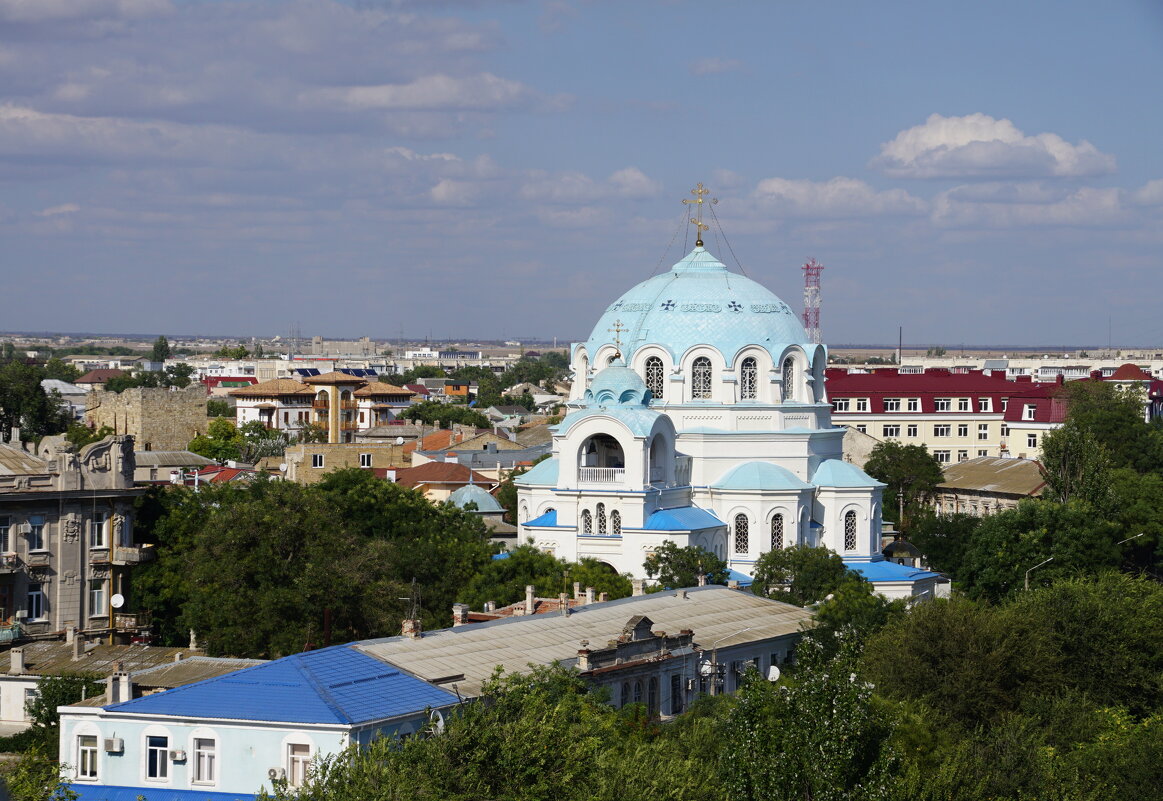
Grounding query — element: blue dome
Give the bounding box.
[447,484,504,512]
[711,461,813,491]
[582,246,810,364]
[584,362,651,407]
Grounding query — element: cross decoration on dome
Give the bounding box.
[682,182,717,247]
[608,319,628,357]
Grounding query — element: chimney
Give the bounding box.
[558,592,570,616]
[483,601,496,613]
[72,635,83,661]
[697,573,708,587]
[573,582,582,601]
[598,592,609,603]
[524,585,536,616]
[631,579,645,596]
[401,618,422,639]
[585,587,596,605]
[173,652,184,663]
[9,647,24,676]
[65,626,76,644]
[577,649,592,671]
[451,603,470,627]
[728,580,739,589]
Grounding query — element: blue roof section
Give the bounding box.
[812,459,886,489]
[582,246,817,365]
[105,644,458,725]
[845,559,941,582]
[525,509,558,527]
[584,363,652,407]
[74,787,256,801]
[447,483,504,512]
[491,551,512,560]
[557,405,664,438]
[642,506,724,531]
[513,457,559,487]
[711,461,813,491]
[725,568,754,587]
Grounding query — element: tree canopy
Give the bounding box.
[151,335,171,362]
[456,544,631,610]
[750,545,857,607]
[0,360,70,442]
[642,541,728,588]
[401,401,490,429]
[863,440,944,529]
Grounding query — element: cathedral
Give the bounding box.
[516,196,941,599]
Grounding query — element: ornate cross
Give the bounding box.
[682,182,717,246]
[608,319,628,356]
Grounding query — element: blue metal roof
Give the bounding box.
[642,506,724,531]
[725,568,754,587]
[104,644,458,725]
[711,461,813,491]
[74,787,255,801]
[525,509,558,527]
[447,483,504,512]
[812,459,886,488]
[513,457,559,487]
[845,559,941,582]
[557,405,664,438]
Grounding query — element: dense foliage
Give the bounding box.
[457,544,632,610]
[0,359,71,442]
[642,541,728,588]
[400,401,490,429]
[863,440,944,529]
[103,363,195,392]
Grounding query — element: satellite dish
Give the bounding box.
[428,709,446,735]
[767,665,781,683]
[278,463,287,472]
[110,594,125,610]
[698,660,715,677]
[396,436,405,445]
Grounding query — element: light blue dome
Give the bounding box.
[812,459,885,488]
[582,246,810,364]
[584,362,651,407]
[447,484,504,512]
[711,461,813,491]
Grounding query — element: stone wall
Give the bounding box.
[85,385,207,452]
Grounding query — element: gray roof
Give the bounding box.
[41,379,86,396]
[128,655,267,688]
[133,451,216,468]
[982,359,1009,370]
[0,443,47,476]
[358,586,812,696]
[938,457,1046,497]
[415,443,551,469]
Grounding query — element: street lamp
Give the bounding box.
[1024,556,1054,591]
[1117,532,1146,546]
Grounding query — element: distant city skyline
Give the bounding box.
[2,1,1161,346]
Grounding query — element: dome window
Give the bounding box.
[782,356,796,402]
[692,357,712,400]
[733,513,749,553]
[844,510,858,551]
[581,509,592,534]
[645,356,664,401]
[770,513,784,550]
[740,357,758,400]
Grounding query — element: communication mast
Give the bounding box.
[802,258,824,344]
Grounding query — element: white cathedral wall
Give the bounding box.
[813,487,882,558]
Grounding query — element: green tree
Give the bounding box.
[1058,379,1163,474]
[206,398,231,417]
[1,745,77,801]
[187,416,244,462]
[642,541,728,588]
[151,335,171,362]
[863,440,944,529]
[26,674,104,730]
[805,574,906,654]
[1038,418,1113,507]
[42,357,81,383]
[401,400,489,429]
[164,362,195,388]
[751,545,855,607]
[457,545,632,611]
[0,360,70,441]
[905,510,981,580]
[65,423,115,449]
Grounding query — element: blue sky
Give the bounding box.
[2,0,1161,347]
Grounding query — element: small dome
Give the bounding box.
[584,362,651,407]
[883,540,922,559]
[711,461,812,491]
[447,484,503,513]
[582,246,810,364]
[812,459,885,488]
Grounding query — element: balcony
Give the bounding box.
[578,467,625,484]
[340,400,357,411]
[0,623,23,644]
[113,612,147,631]
[113,545,155,566]
[89,548,111,566]
[312,399,330,410]
[25,551,51,568]
[0,553,20,574]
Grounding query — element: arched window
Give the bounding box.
[844,510,858,551]
[597,502,607,534]
[692,356,712,400]
[621,682,630,706]
[520,502,528,523]
[740,357,758,400]
[782,356,796,402]
[771,514,784,550]
[645,356,664,400]
[611,510,621,536]
[733,514,749,553]
[581,509,592,534]
[647,676,658,715]
[633,681,643,704]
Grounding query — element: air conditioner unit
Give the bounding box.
[103,737,123,753]
[17,523,30,535]
[268,767,286,781]
[168,749,186,762]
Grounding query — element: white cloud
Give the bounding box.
[1132,179,1163,206]
[304,73,534,112]
[0,0,171,23]
[872,113,1116,179]
[520,167,661,203]
[37,202,80,216]
[429,179,478,206]
[690,57,743,76]
[752,177,927,218]
[931,182,1127,228]
[607,167,661,198]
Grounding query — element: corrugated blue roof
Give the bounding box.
[725,568,754,587]
[74,787,255,801]
[711,462,812,491]
[642,507,724,531]
[104,644,457,725]
[812,459,886,488]
[845,559,941,582]
[525,509,558,527]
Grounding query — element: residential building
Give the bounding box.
[0,435,150,642]
[283,443,408,485]
[352,381,414,429]
[41,380,88,422]
[229,378,315,435]
[75,370,127,393]
[935,457,1046,515]
[384,461,493,503]
[130,451,215,484]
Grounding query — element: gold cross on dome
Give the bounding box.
[608,319,628,356]
[682,182,717,246]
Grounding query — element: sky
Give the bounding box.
[2,0,1162,347]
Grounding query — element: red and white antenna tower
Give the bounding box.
[802,258,824,344]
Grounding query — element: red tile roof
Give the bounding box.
[1108,363,1152,381]
[391,461,491,488]
[826,368,1027,415]
[76,368,127,384]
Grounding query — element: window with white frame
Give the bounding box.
[934,425,951,437]
[193,738,215,784]
[740,357,758,400]
[832,398,850,412]
[146,735,169,780]
[958,398,970,411]
[958,450,969,462]
[359,453,372,468]
[88,579,106,617]
[843,510,857,551]
[978,424,989,440]
[733,514,749,553]
[934,450,951,464]
[77,734,98,780]
[1024,404,1037,420]
[1027,433,1037,448]
[644,356,664,401]
[855,398,868,412]
[611,510,621,536]
[691,357,712,400]
[883,424,900,438]
[907,398,919,412]
[770,514,783,550]
[26,583,44,621]
[89,512,107,548]
[979,398,992,412]
[0,516,8,553]
[28,515,44,551]
[957,424,969,437]
[287,743,311,788]
[1001,424,1010,437]
[907,424,918,437]
[782,357,795,401]
[1001,399,1009,411]
[978,449,988,457]
[883,398,900,412]
[311,454,324,469]
[934,398,951,412]
[855,425,866,433]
